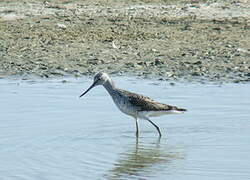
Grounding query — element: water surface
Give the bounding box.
[0,77,249,180]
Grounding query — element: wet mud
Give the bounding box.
[0,0,250,83]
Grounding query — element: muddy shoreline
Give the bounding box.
[0,0,250,83]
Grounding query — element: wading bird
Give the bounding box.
[80,72,186,137]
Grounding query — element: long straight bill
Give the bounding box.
[79,81,97,98]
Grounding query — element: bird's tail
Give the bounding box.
[175,107,187,112]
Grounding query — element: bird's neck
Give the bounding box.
[103,79,116,95]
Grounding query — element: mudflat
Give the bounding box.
[0,0,249,83]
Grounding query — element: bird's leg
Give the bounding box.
[135,118,139,137]
[146,118,162,137]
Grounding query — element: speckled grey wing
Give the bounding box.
[117,89,185,112]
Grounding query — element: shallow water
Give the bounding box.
[0,77,250,180]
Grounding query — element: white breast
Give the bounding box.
[112,96,137,117]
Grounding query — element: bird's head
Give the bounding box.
[93,72,110,86]
[79,72,110,97]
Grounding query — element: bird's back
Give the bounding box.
[116,88,186,112]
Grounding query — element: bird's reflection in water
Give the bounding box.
[105,137,184,179]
